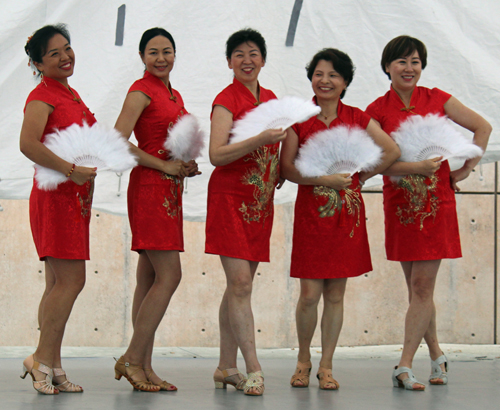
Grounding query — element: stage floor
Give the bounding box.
[3,344,499,410]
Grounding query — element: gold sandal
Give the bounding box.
[213,367,246,390]
[20,355,59,395]
[144,368,177,391]
[290,360,312,387]
[114,356,160,392]
[317,367,339,390]
[53,367,83,392]
[244,370,265,396]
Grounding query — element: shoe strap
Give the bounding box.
[52,368,66,377]
[32,361,53,377]
[246,371,264,387]
[431,354,448,368]
[124,361,144,378]
[221,368,241,378]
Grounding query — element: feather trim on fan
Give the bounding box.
[295,125,383,178]
[35,122,138,191]
[229,96,321,144]
[164,114,205,162]
[390,114,483,183]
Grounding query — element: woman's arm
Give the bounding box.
[358,119,401,183]
[209,105,287,167]
[279,127,352,190]
[20,100,96,185]
[444,96,492,191]
[114,91,188,177]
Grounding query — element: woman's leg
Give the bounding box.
[218,256,259,375]
[37,261,56,330]
[122,250,181,382]
[30,258,86,381]
[397,259,441,387]
[319,278,348,370]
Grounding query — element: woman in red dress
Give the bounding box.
[205,28,286,396]
[366,35,491,390]
[281,48,399,390]
[19,24,97,394]
[113,27,199,392]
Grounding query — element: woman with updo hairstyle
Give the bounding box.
[113,27,200,392]
[366,35,491,390]
[280,48,399,390]
[205,28,287,396]
[19,24,97,394]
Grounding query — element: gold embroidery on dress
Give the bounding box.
[77,180,94,218]
[313,186,361,238]
[160,172,182,218]
[395,174,439,230]
[239,146,279,224]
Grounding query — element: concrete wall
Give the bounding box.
[1,163,497,347]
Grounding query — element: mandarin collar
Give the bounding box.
[233,77,261,105]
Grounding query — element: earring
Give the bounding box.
[40,72,47,87]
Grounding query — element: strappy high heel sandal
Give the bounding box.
[20,355,59,395]
[53,368,83,392]
[114,356,160,392]
[144,368,177,391]
[392,366,425,390]
[290,361,311,388]
[213,367,246,390]
[316,367,339,390]
[244,371,264,396]
[429,353,448,385]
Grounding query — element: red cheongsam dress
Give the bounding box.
[365,86,462,261]
[127,71,187,252]
[26,76,96,260]
[205,78,279,262]
[291,99,373,279]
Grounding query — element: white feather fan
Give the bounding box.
[164,114,205,162]
[35,122,138,191]
[295,125,383,178]
[393,114,483,162]
[229,96,321,144]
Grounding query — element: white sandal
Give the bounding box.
[429,354,448,385]
[392,366,425,391]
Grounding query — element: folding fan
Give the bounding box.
[35,122,138,191]
[229,96,321,144]
[164,114,205,162]
[295,125,382,178]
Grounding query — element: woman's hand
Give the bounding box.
[162,159,187,177]
[450,165,473,192]
[415,156,442,177]
[257,128,287,145]
[69,166,97,185]
[321,173,352,190]
[185,159,202,177]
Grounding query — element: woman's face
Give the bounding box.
[227,41,265,84]
[385,50,422,93]
[141,35,175,82]
[34,33,75,83]
[311,59,347,102]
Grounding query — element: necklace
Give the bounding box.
[319,111,336,120]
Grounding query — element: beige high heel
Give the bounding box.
[213,367,246,390]
[144,368,177,391]
[20,355,59,395]
[317,367,339,390]
[244,371,265,396]
[114,356,160,392]
[52,368,83,393]
[290,360,312,387]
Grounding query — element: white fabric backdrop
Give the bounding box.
[0,0,498,220]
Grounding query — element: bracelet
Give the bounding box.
[66,163,75,177]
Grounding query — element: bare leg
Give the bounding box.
[123,250,181,384]
[397,260,441,387]
[31,258,86,382]
[319,278,347,369]
[219,256,260,380]
[37,261,55,330]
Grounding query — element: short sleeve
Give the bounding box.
[212,89,235,116]
[25,88,58,110]
[431,88,452,106]
[129,79,152,99]
[365,100,380,122]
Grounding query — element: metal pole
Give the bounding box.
[494,161,498,344]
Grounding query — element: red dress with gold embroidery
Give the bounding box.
[366,86,462,261]
[291,100,372,279]
[205,78,279,262]
[127,71,187,252]
[25,76,96,260]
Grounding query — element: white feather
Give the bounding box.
[164,114,206,162]
[35,122,138,191]
[295,125,383,177]
[390,114,483,183]
[229,96,321,144]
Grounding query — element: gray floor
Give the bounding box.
[3,345,500,410]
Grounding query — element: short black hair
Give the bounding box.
[25,24,70,70]
[139,27,176,55]
[306,48,355,99]
[225,28,266,61]
[381,35,427,79]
